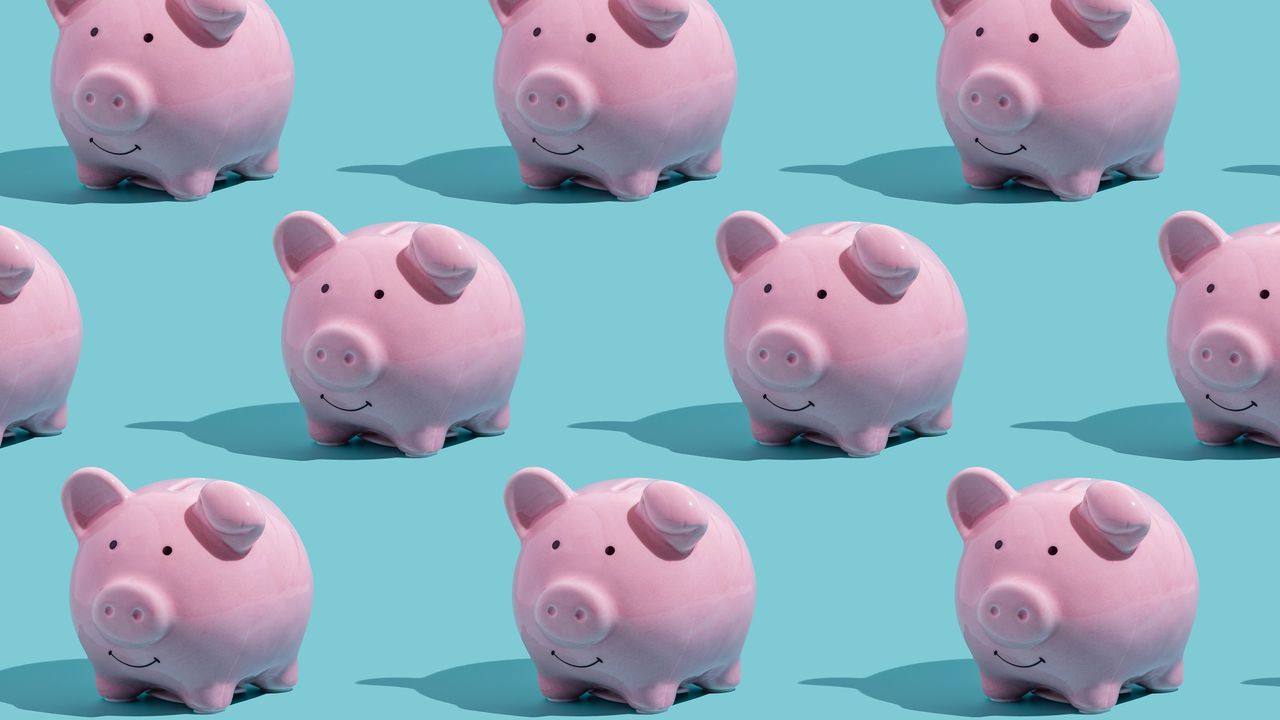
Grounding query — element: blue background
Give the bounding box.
[1,1,1277,717]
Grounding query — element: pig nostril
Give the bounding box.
[555,95,568,109]
[527,92,538,105]
[1201,349,1212,361]
[758,349,769,361]
[573,608,587,622]
[997,96,1010,109]
[785,352,799,366]
[315,349,326,362]
[85,92,96,105]
[343,352,356,366]
[970,92,981,105]
[545,605,557,618]
[103,605,114,618]
[1230,352,1242,365]
[988,605,999,617]
[112,96,125,109]
[1016,609,1029,622]
[131,609,143,622]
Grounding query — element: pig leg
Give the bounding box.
[183,683,237,714]
[22,404,68,436]
[906,403,953,437]
[307,417,356,446]
[607,170,662,202]
[961,162,1012,190]
[95,674,146,703]
[254,659,299,692]
[677,146,723,180]
[696,659,741,692]
[1065,682,1124,714]
[626,683,680,714]
[395,426,449,458]
[163,170,219,202]
[235,147,281,180]
[749,416,797,446]
[835,427,891,458]
[519,162,570,190]
[1120,147,1165,180]
[1047,170,1103,202]
[1191,416,1242,446]
[76,162,127,190]
[1138,660,1184,692]
[466,404,511,436]
[537,673,589,703]
[979,673,1031,703]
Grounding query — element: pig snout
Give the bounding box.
[977,581,1058,649]
[1189,323,1271,392]
[534,580,616,648]
[91,580,174,648]
[303,324,387,391]
[958,66,1040,135]
[72,66,154,134]
[516,67,598,135]
[746,324,829,391]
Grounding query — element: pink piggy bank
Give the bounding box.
[505,468,755,713]
[933,0,1179,201]
[63,468,312,714]
[1,226,81,441]
[48,0,294,201]
[947,468,1197,713]
[717,211,968,457]
[490,0,736,201]
[275,212,525,458]
[1160,211,1280,446]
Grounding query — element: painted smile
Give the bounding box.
[551,650,603,669]
[763,394,815,413]
[108,650,159,669]
[975,138,1027,156]
[1206,394,1258,413]
[533,138,584,156]
[320,395,372,413]
[994,650,1045,669]
[90,138,141,156]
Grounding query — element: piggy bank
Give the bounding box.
[1159,211,1280,446]
[63,468,312,713]
[505,468,755,713]
[947,468,1197,713]
[276,212,525,457]
[490,0,736,201]
[48,0,294,201]
[717,211,968,457]
[933,0,1179,201]
[1,226,81,441]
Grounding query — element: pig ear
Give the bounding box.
[490,0,533,27]
[848,225,921,300]
[274,212,344,284]
[180,0,247,42]
[62,468,132,540]
[196,481,266,555]
[1160,211,1230,282]
[1080,481,1151,555]
[505,468,576,540]
[933,0,976,25]
[0,227,36,300]
[47,0,89,27]
[410,225,478,300]
[638,481,709,555]
[717,211,786,283]
[624,0,691,42]
[1068,0,1133,42]
[947,468,1017,539]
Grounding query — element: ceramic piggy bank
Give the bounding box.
[490,0,736,201]
[276,212,525,457]
[933,0,1179,201]
[947,468,1197,713]
[1,226,81,441]
[63,468,312,713]
[1159,211,1280,446]
[48,0,294,200]
[718,211,968,457]
[505,468,755,713]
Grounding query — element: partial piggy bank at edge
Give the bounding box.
[491,0,736,201]
[1,226,81,441]
[48,0,294,201]
[948,468,1197,714]
[1160,211,1280,446]
[64,468,312,714]
[506,468,755,714]
[933,0,1179,201]
[276,212,525,458]
[718,211,968,457]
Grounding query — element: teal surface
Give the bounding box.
[1,1,1278,718]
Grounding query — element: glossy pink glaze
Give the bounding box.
[48,0,293,201]
[933,0,1179,201]
[0,226,81,441]
[505,469,755,714]
[491,0,736,201]
[1160,211,1280,446]
[63,469,312,714]
[276,212,525,458]
[948,468,1197,714]
[718,211,968,457]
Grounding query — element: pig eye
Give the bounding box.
[1047,545,1059,556]
[994,540,1003,550]
[975,27,984,37]
[763,283,773,294]
[605,545,616,556]
[144,33,155,43]
[1029,33,1040,43]
[162,546,173,556]
[109,540,118,550]
[532,27,542,37]
[1263,290,1272,300]
[817,289,828,300]
[1206,283,1215,294]
[586,33,597,43]
[551,540,560,550]
[321,283,330,294]
[374,289,385,300]
[90,27,99,37]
